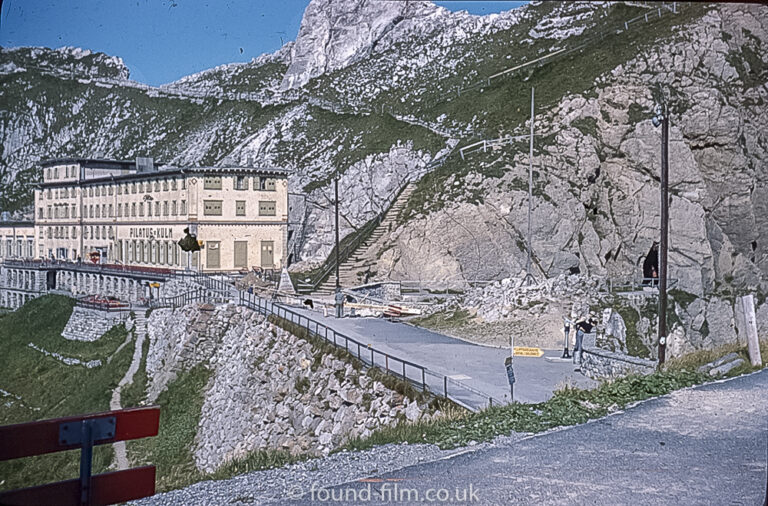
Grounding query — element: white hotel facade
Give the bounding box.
[29,158,290,272]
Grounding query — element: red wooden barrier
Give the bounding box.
[0,467,156,506]
[0,406,160,506]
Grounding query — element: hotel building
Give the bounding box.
[34,158,289,272]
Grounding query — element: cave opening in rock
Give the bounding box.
[642,243,659,284]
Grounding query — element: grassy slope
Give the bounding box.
[0,295,132,491]
[127,364,212,492]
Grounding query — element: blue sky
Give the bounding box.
[1,0,526,86]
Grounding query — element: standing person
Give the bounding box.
[334,288,344,318]
[573,315,597,370]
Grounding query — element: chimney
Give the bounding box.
[136,156,155,172]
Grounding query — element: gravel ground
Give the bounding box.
[133,434,529,505]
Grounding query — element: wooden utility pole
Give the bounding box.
[525,87,536,285]
[334,177,340,291]
[658,107,669,366]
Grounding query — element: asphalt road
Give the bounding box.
[283,305,595,407]
[280,369,768,505]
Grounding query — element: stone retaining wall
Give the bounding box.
[146,303,436,472]
[61,306,127,342]
[581,347,657,380]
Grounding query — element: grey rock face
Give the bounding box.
[281,0,443,90]
[378,4,767,299]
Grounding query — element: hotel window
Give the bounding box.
[109,186,113,195]
[108,227,113,239]
[47,206,51,219]
[46,168,51,180]
[235,201,246,216]
[89,205,94,218]
[171,178,177,190]
[257,177,276,191]
[204,176,222,190]
[180,200,186,215]
[163,201,169,216]
[117,185,122,195]
[108,204,113,217]
[47,227,52,239]
[131,203,136,217]
[38,228,43,239]
[155,202,160,216]
[163,179,168,191]
[96,206,100,218]
[72,204,76,218]
[258,201,276,216]
[54,167,59,179]
[131,183,137,194]
[154,181,160,192]
[117,204,122,217]
[38,208,43,219]
[203,200,223,216]
[139,203,144,216]
[235,175,247,190]
[64,207,69,219]
[95,186,100,197]
[181,178,186,190]
[171,201,177,215]
[102,204,106,217]
[96,227,100,240]
[47,189,52,199]
[148,202,153,217]
[89,187,93,197]
[72,227,77,238]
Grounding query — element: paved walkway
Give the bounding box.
[283,369,768,505]
[281,305,596,407]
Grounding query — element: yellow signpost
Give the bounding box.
[513,347,544,357]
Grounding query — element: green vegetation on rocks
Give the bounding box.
[128,364,212,492]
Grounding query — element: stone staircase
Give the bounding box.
[313,183,415,296]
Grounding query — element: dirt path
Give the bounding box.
[109,313,147,470]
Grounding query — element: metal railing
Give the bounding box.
[399,279,496,296]
[238,291,501,411]
[608,277,679,293]
[459,133,531,160]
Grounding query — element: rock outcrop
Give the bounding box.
[376,4,768,300]
[281,0,444,90]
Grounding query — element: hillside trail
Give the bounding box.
[109,312,147,470]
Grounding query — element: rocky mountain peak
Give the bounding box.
[280,0,445,90]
